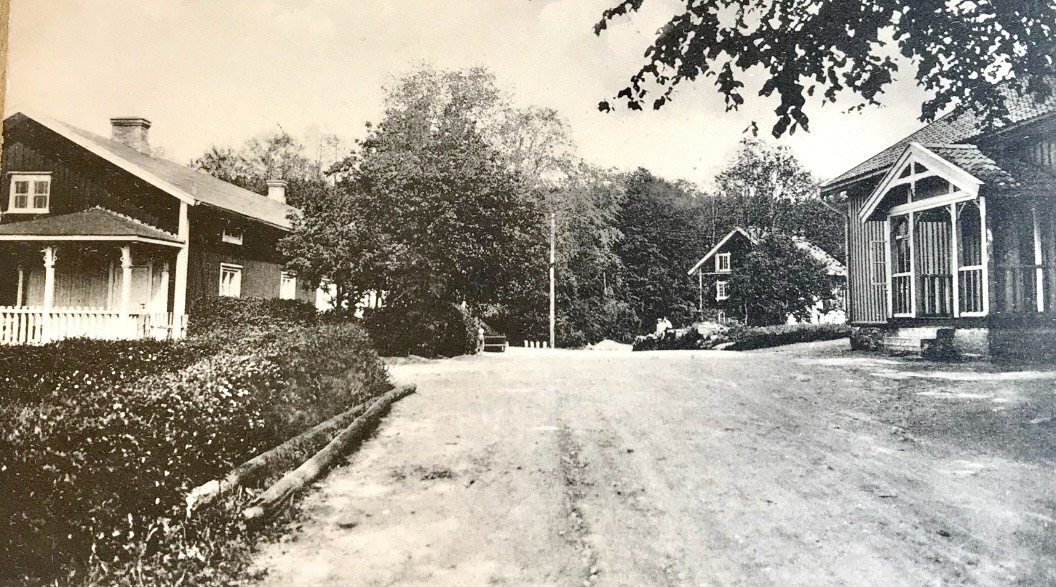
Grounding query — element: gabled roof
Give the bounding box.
[822,83,1056,193]
[0,207,183,246]
[6,112,297,230]
[687,226,846,277]
[858,142,1056,222]
[686,227,753,274]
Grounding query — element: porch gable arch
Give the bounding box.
[858,143,982,224]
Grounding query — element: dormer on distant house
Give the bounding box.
[687,227,847,324]
[823,82,1056,359]
[0,112,314,344]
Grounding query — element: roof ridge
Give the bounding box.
[87,205,179,238]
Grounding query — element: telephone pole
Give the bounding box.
[549,212,556,349]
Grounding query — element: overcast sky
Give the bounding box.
[6,0,933,187]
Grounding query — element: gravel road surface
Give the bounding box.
[252,342,1056,586]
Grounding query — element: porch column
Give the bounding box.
[950,203,960,317]
[119,246,132,319]
[172,201,190,338]
[15,264,23,307]
[41,247,56,343]
[1032,203,1045,312]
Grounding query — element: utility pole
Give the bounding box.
[549,212,556,349]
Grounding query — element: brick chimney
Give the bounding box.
[266,179,287,204]
[110,117,152,155]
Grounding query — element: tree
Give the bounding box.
[729,234,833,326]
[286,67,546,315]
[595,1,1056,136]
[711,139,844,261]
[278,183,386,309]
[616,168,710,330]
[191,130,346,207]
[381,65,579,189]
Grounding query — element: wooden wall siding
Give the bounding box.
[847,187,889,323]
[187,243,283,302]
[1,120,181,233]
[1027,141,1056,173]
[991,199,1056,314]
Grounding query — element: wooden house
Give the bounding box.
[0,111,315,344]
[822,88,1056,359]
[687,227,846,324]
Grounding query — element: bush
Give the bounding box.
[1,301,389,585]
[363,300,480,358]
[188,296,318,338]
[725,323,850,351]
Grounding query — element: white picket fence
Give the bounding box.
[0,307,187,345]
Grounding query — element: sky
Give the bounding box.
[5,0,934,187]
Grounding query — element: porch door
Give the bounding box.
[914,208,954,317]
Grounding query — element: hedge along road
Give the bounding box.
[251,342,1056,586]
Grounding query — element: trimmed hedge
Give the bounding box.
[1,299,389,585]
[632,322,849,352]
[363,300,481,358]
[725,323,851,351]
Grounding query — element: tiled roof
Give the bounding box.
[8,112,297,229]
[921,144,1019,189]
[0,207,182,242]
[823,84,1056,191]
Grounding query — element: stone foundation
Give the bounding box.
[855,324,1055,362]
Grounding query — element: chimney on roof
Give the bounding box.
[266,179,288,204]
[110,117,152,155]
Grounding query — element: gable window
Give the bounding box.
[8,174,51,213]
[716,253,731,272]
[219,263,242,298]
[280,271,297,300]
[222,226,243,245]
[715,280,729,301]
[869,240,887,286]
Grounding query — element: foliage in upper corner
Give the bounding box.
[729,233,836,326]
[594,0,1056,137]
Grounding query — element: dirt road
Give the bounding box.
[252,342,1056,586]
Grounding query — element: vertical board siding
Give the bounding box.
[1027,141,1056,173]
[1,118,181,233]
[847,191,889,323]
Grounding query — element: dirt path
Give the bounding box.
[251,343,1056,586]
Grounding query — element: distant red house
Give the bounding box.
[0,111,315,344]
[822,86,1056,359]
[687,227,846,324]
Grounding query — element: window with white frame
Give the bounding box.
[280,271,297,300]
[219,263,242,297]
[222,226,243,245]
[8,174,51,213]
[716,252,731,272]
[715,280,730,301]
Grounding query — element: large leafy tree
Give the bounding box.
[729,234,834,326]
[617,168,710,330]
[283,67,545,314]
[191,131,346,207]
[595,1,1056,136]
[712,139,845,261]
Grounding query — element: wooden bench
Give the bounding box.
[483,335,507,352]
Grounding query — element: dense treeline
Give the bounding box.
[193,66,844,346]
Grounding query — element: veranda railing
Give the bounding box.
[0,307,187,345]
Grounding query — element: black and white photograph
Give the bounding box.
[2,1,1056,585]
